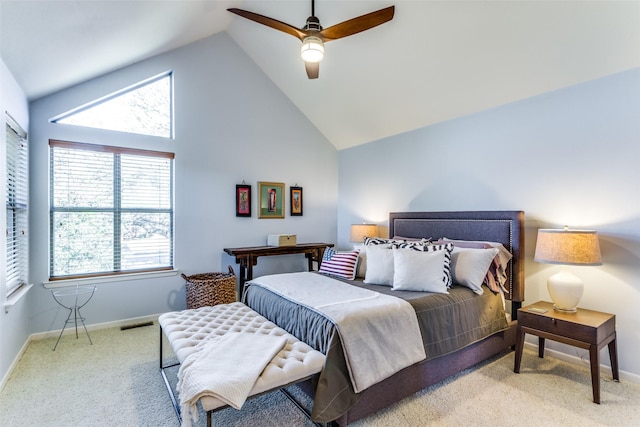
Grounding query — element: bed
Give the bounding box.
[243,210,525,425]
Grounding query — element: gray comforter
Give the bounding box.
[244,274,509,422]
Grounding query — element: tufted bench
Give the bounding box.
[158,302,325,426]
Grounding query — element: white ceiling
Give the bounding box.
[2,1,639,150]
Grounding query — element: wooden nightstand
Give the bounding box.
[513,301,619,403]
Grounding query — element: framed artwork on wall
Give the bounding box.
[290,186,303,216]
[258,181,285,218]
[236,184,251,217]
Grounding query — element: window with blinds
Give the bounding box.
[6,118,29,296]
[49,140,174,280]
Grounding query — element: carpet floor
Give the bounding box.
[1,320,639,427]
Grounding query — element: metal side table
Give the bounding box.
[51,285,96,351]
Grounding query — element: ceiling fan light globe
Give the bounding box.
[300,36,324,63]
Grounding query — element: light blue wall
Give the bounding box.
[0,59,30,386]
[26,33,338,334]
[338,68,640,377]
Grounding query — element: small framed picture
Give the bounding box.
[258,181,285,219]
[236,184,251,217]
[290,186,303,216]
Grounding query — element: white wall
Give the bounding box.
[0,59,30,385]
[338,68,640,378]
[27,33,338,334]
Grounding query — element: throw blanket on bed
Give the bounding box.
[177,332,287,427]
[249,272,426,392]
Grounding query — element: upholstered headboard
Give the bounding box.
[389,211,525,304]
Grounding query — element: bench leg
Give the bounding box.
[159,326,163,370]
[159,325,182,422]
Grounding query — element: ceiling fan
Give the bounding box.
[227,1,395,79]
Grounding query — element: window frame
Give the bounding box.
[49,139,175,281]
[5,114,29,297]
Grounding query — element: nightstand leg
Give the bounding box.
[608,336,619,382]
[538,337,545,358]
[513,325,525,373]
[589,344,601,404]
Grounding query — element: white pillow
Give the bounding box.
[391,242,454,288]
[451,247,499,295]
[357,238,401,278]
[363,245,394,286]
[391,248,449,293]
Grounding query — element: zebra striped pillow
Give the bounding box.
[363,236,405,246]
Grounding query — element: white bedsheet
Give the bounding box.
[249,272,426,392]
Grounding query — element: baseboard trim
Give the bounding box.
[523,341,639,384]
[29,313,161,341]
[0,335,31,392]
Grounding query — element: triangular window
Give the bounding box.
[52,72,173,138]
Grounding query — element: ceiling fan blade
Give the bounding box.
[227,8,307,40]
[305,62,319,79]
[319,6,395,41]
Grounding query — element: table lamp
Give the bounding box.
[350,224,379,243]
[534,227,602,313]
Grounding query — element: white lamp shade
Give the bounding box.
[534,228,602,312]
[300,36,324,63]
[350,224,379,243]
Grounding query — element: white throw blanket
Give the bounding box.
[249,272,426,392]
[177,332,287,427]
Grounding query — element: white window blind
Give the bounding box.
[6,117,29,296]
[49,140,174,280]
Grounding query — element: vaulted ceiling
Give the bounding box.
[2,0,639,150]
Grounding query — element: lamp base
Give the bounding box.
[547,269,583,313]
[552,304,577,313]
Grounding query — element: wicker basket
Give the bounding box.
[183,266,237,309]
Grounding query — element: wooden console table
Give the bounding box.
[223,243,334,298]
